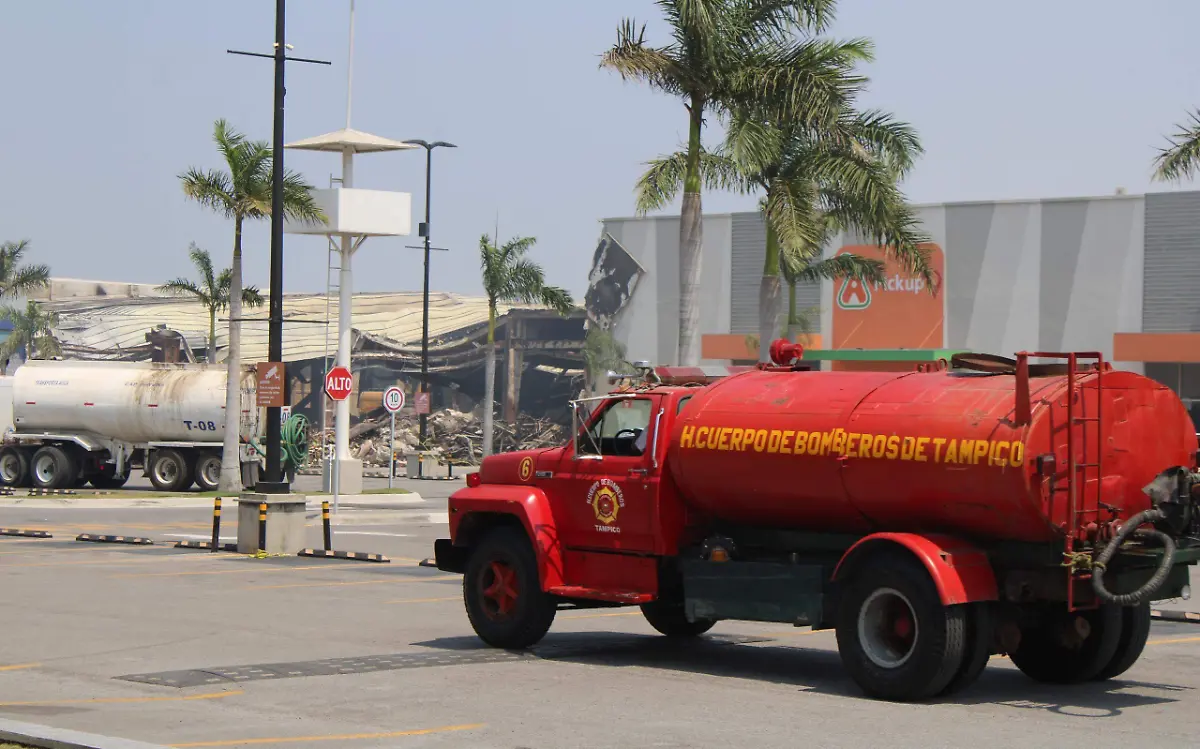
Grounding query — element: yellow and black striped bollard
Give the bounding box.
[210,497,222,553]
[258,501,268,554]
[322,500,332,551]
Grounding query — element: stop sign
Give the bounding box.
[324,366,354,401]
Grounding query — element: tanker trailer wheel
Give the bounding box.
[1009,603,1123,684]
[640,599,716,638]
[1092,603,1151,682]
[149,449,195,492]
[193,452,221,492]
[30,445,78,490]
[835,552,967,701]
[463,526,557,649]
[0,447,29,487]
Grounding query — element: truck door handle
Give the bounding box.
[628,467,648,478]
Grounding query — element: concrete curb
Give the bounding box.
[0,717,169,749]
[0,492,425,511]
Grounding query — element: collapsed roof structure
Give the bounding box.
[30,278,588,428]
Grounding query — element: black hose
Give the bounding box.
[1092,509,1177,606]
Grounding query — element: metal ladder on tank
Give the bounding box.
[1060,352,1106,613]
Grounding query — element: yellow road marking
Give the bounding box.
[560,610,642,620]
[247,575,458,591]
[169,723,485,747]
[114,565,333,579]
[384,596,460,604]
[0,690,241,707]
[0,662,39,672]
[0,544,163,556]
[1147,635,1200,646]
[2,555,245,570]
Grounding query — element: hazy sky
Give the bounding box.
[2,0,1199,301]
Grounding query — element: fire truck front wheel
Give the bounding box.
[463,526,556,649]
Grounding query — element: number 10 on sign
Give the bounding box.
[383,387,405,487]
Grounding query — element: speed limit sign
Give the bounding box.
[383,386,405,414]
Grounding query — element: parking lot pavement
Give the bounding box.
[3,504,1200,748]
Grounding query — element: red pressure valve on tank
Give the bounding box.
[769,338,804,366]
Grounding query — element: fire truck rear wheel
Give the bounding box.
[1009,603,1123,684]
[640,599,716,638]
[1092,603,1151,682]
[150,449,195,492]
[937,601,995,696]
[835,551,968,701]
[0,447,29,487]
[463,526,556,649]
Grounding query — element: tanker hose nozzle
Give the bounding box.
[1091,509,1177,606]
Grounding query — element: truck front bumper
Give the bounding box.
[433,538,468,574]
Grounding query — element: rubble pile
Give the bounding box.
[305,410,567,468]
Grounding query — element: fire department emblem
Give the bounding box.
[587,479,625,526]
[518,456,534,482]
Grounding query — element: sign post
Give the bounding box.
[324,365,354,512]
[382,387,405,489]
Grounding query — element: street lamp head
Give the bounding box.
[402,139,457,150]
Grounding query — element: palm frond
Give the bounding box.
[1,264,50,297]
[158,279,206,299]
[241,285,266,308]
[763,177,823,256]
[732,37,871,130]
[186,243,216,291]
[280,171,327,225]
[600,20,686,95]
[842,109,923,177]
[637,150,747,215]
[791,252,886,285]
[180,168,236,217]
[1153,110,1200,182]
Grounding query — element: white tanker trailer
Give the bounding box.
[0,360,267,491]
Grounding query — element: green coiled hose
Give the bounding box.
[281,413,310,470]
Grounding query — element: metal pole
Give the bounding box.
[419,146,432,449]
[332,444,340,515]
[334,148,355,491]
[258,501,268,554]
[389,411,395,490]
[260,0,288,493]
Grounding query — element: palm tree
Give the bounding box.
[601,0,862,365]
[1153,110,1200,182]
[639,97,932,360]
[479,234,574,458]
[158,243,266,364]
[1,301,60,361]
[0,240,51,299]
[180,119,325,492]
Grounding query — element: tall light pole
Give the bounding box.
[402,139,456,449]
[228,0,329,494]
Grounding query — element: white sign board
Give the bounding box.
[383,386,405,414]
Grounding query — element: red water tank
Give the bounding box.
[666,365,1197,544]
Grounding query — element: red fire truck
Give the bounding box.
[434,342,1200,701]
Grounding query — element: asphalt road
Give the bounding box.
[2,492,1200,748]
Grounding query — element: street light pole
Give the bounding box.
[402,139,456,450]
[227,1,329,495]
[260,0,288,493]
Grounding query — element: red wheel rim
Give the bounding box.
[480,559,519,619]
